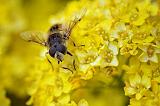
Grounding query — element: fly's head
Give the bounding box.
[49,44,67,62]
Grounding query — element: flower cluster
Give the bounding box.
[50,0,160,105]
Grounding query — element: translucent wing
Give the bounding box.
[63,8,87,39]
[20,31,47,46]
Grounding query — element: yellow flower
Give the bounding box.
[110,22,127,41]
[120,0,158,26]
[124,73,151,100]
[120,43,138,55]
[129,83,160,106]
[99,42,119,67]
[109,21,133,48]
[123,58,154,100]
[132,24,155,44]
[138,44,160,63]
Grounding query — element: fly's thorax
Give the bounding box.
[47,32,65,47]
[48,24,62,33]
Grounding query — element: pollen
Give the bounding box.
[85,55,97,64]
[104,50,113,63]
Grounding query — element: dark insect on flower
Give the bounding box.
[20,9,86,65]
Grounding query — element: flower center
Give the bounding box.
[104,50,113,63]
[153,67,160,77]
[85,55,97,64]
[147,46,154,57]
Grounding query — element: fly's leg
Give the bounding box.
[61,67,73,73]
[45,52,54,70]
[67,51,73,56]
[70,39,85,47]
[73,59,76,70]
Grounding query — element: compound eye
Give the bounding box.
[54,45,57,48]
[49,47,56,57]
[56,45,67,54]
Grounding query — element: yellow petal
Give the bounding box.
[78,99,89,106]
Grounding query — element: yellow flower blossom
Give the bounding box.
[124,73,151,100]
[120,43,138,55]
[99,42,119,67]
[138,44,160,63]
[132,24,155,44]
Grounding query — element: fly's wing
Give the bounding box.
[63,8,87,39]
[20,31,47,46]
